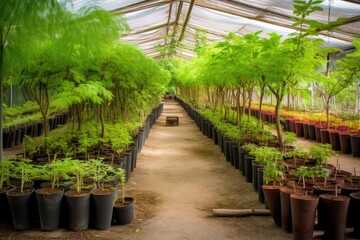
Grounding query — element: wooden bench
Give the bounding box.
[166,116,179,126]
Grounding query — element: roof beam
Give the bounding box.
[178,0,196,43]
[111,0,176,14]
[165,1,174,45]
[122,22,175,37]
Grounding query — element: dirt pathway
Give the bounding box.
[116,100,291,240]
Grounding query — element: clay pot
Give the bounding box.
[290,193,319,240]
[350,191,360,238]
[319,194,350,240]
[315,125,326,142]
[295,122,304,137]
[262,185,282,226]
[337,182,360,228]
[308,124,316,141]
[339,132,352,154]
[350,135,360,158]
[320,128,331,144]
[329,130,341,151]
[303,123,309,139]
[280,186,306,233]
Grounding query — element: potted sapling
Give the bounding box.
[88,159,116,230]
[261,148,286,226]
[35,160,71,231]
[6,159,38,230]
[64,160,91,231]
[112,168,135,225]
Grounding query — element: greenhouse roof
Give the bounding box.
[67,0,360,59]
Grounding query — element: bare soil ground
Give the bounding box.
[1,100,359,239]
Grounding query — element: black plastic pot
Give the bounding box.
[64,190,91,231]
[91,188,116,230]
[244,155,254,183]
[113,197,135,225]
[0,187,13,225]
[36,188,64,231]
[232,144,240,169]
[252,162,262,192]
[238,147,245,173]
[258,168,265,204]
[6,187,35,230]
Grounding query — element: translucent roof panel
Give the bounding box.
[125,5,169,32]
[64,0,360,59]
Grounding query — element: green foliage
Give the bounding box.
[309,143,336,166]
[106,122,133,155]
[0,160,12,189]
[250,146,282,165]
[114,168,127,204]
[241,143,257,154]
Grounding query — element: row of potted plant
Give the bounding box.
[3,111,69,149]
[244,104,360,158]
[0,158,131,231]
[0,102,163,231]
[176,97,360,240]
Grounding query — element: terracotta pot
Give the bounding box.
[320,128,331,144]
[315,125,326,142]
[313,184,341,230]
[290,193,319,240]
[350,191,360,238]
[350,134,360,158]
[319,194,350,240]
[308,124,316,141]
[280,186,307,233]
[295,122,304,137]
[337,182,360,228]
[303,123,309,139]
[329,130,341,151]
[339,132,352,154]
[262,185,282,226]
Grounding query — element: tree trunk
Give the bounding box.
[275,94,283,148]
[326,97,331,129]
[355,78,359,115]
[100,103,105,138]
[0,28,4,161]
[258,84,265,129]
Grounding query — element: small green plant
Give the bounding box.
[260,147,286,185]
[295,166,314,189]
[9,159,40,192]
[85,159,115,190]
[0,160,12,189]
[250,146,280,165]
[313,166,331,187]
[42,159,75,189]
[241,143,257,154]
[283,132,297,152]
[309,143,336,166]
[115,168,127,205]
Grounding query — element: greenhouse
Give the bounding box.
[1,0,360,239]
